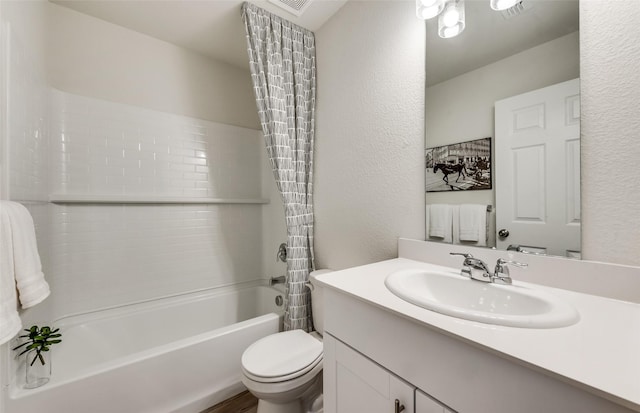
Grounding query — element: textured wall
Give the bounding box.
[314,1,425,270]
[580,0,640,266]
[316,0,640,269]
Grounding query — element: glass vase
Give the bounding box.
[24,349,51,389]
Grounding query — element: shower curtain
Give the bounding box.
[241,2,316,332]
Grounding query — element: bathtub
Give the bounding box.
[3,282,284,413]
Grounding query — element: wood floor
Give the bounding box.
[200,391,258,413]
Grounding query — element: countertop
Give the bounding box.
[315,258,640,411]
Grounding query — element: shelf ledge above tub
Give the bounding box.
[49,194,270,205]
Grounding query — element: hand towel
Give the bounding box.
[0,201,50,346]
[428,204,453,243]
[455,204,487,246]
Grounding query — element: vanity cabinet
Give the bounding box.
[324,333,454,413]
[321,281,637,413]
[416,390,454,413]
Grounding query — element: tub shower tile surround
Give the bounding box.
[7,26,50,203]
[3,20,53,329]
[43,91,266,317]
[50,90,262,199]
[2,16,57,408]
[48,203,263,315]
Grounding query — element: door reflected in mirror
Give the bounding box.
[424,0,580,257]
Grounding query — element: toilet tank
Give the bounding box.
[309,269,331,335]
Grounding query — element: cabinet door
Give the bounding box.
[416,389,446,413]
[324,333,414,413]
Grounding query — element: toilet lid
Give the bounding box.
[242,330,323,379]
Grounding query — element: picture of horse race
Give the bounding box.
[425,137,492,192]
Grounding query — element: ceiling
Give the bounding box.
[51,0,578,83]
[426,0,579,86]
[51,0,348,70]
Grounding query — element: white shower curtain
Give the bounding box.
[242,2,316,332]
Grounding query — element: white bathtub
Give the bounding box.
[4,282,284,413]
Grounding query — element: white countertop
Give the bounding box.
[315,258,640,411]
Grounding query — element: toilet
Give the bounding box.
[241,270,331,413]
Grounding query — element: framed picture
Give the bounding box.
[426,137,492,192]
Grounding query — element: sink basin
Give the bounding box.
[385,269,579,328]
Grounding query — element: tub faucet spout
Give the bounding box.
[269,276,286,286]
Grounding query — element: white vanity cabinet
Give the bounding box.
[416,390,454,413]
[324,333,455,413]
[324,333,415,413]
[320,273,638,413]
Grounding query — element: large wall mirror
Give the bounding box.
[425,0,580,258]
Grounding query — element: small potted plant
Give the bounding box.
[13,325,62,389]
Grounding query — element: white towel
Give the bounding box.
[455,204,487,246]
[427,204,453,243]
[0,201,50,346]
[1,204,22,346]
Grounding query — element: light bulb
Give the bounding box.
[442,7,460,27]
[443,25,461,38]
[416,0,445,20]
[438,0,465,38]
[490,0,519,11]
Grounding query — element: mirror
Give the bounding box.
[424,0,580,257]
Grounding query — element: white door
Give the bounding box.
[324,333,415,413]
[495,79,580,257]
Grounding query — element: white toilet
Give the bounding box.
[241,270,330,413]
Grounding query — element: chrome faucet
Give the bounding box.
[493,258,528,285]
[450,253,528,284]
[449,253,492,282]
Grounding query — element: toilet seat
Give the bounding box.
[242,330,323,383]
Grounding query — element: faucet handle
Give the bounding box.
[496,258,528,269]
[450,252,473,259]
[494,258,528,277]
[493,259,527,285]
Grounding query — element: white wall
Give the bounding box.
[425,32,579,245]
[580,0,640,266]
[315,1,640,268]
[314,1,426,270]
[47,3,260,130]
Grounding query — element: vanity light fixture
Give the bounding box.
[418,0,524,39]
[438,0,465,38]
[416,0,446,20]
[490,0,519,11]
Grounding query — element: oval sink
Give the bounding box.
[385,269,579,328]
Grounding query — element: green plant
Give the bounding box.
[12,325,62,366]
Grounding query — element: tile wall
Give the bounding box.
[4,19,53,326]
[5,41,267,318]
[46,92,265,317]
[2,7,272,399]
[50,90,262,199]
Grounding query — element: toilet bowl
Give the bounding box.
[241,269,331,413]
